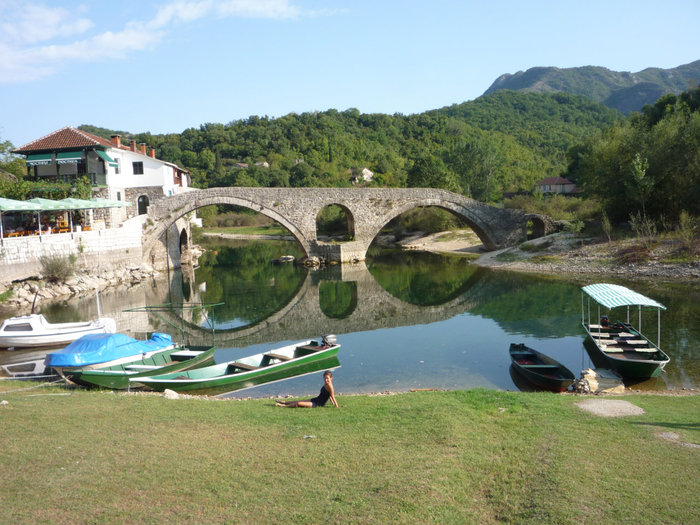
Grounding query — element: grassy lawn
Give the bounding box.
[1,384,698,524]
[206,224,291,236]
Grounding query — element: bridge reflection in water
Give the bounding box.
[18,246,693,395]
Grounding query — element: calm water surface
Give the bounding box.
[2,238,698,396]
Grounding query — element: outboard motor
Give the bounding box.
[322,334,337,346]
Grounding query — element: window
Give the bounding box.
[3,323,33,332]
[133,161,144,175]
[115,158,120,174]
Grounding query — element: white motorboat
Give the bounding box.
[0,314,117,349]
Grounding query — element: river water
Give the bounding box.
[2,238,698,396]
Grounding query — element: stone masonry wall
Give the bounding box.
[0,216,146,285]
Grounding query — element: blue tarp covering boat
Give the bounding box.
[45,332,173,368]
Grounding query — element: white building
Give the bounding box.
[14,126,191,217]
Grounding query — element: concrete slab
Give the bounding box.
[576,398,645,417]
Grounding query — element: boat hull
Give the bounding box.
[66,346,216,389]
[509,343,575,392]
[0,315,116,349]
[133,339,340,396]
[582,328,669,379]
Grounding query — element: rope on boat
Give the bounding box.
[0,377,66,394]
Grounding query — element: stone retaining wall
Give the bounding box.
[0,216,146,285]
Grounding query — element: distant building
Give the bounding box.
[535,176,577,194]
[233,162,249,169]
[255,161,270,168]
[349,167,374,184]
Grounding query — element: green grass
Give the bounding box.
[0,287,13,302]
[207,224,291,236]
[0,385,698,524]
[495,251,522,262]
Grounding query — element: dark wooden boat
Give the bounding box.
[509,343,575,392]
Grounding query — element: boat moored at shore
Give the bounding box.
[131,335,341,396]
[0,314,116,349]
[581,283,670,379]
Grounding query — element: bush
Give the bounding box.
[387,207,466,236]
[504,194,602,221]
[677,211,698,255]
[39,254,75,283]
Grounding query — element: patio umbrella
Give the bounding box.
[27,198,73,236]
[0,197,43,240]
[58,198,100,231]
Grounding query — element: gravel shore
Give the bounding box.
[401,230,700,281]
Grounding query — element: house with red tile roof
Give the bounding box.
[13,127,191,215]
[535,176,577,194]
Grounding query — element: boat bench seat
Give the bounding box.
[229,361,259,371]
[125,365,161,371]
[631,347,657,353]
[601,347,623,353]
[520,364,561,368]
[265,352,291,361]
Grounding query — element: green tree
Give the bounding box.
[406,155,459,192]
[627,152,652,216]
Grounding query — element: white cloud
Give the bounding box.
[0,0,301,84]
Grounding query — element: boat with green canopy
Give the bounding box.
[131,335,341,396]
[581,283,670,378]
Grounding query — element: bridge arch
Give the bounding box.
[316,203,356,240]
[143,193,315,262]
[364,198,504,251]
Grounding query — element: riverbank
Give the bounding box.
[400,229,700,281]
[0,265,160,316]
[1,384,697,523]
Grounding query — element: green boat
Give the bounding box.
[67,345,216,389]
[581,283,670,378]
[131,335,341,396]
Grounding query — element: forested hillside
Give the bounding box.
[566,87,700,221]
[80,91,621,203]
[484,60,700,114]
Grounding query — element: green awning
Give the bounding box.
[26,153,53,166]
[57,198,98,209]
[0,197,43,211]
[581,283,666,310]
[28,197,73,210]
[96,150,118,167]
[56,151,83,164]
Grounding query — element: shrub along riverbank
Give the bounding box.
[1,384,698,524]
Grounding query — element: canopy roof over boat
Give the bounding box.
[581,283,666,310]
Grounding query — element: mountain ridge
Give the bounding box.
[483,60,700,114]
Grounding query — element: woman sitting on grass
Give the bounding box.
[276,370,338,408]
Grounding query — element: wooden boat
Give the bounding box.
[45,332,178,377]
[131,335,341,396]
[0,314,116,349]
[581,283,670,378]
[65,346,216,389]
[509,343,575,392]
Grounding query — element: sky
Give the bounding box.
[2,0,699,148]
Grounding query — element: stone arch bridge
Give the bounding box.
[143,187,556,264]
